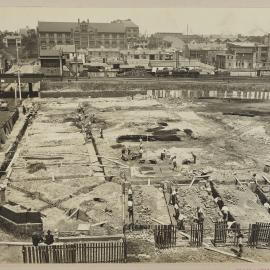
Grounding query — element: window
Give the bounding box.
[49,33,54,38]
[134,55,139,59]
[149,54,155,60]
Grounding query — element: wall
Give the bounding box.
[0,215,43,236]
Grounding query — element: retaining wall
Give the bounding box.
[0,215,43,236]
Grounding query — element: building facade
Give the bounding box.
[3,35,21,48]
[185,43,227,66]
[37,19,139,51]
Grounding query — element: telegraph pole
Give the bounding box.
[16,40,22,103]
[187,24,190,66]
[75,45,78,81]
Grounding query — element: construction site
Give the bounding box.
[1,81,270,263]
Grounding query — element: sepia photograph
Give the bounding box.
[1,0,270,267]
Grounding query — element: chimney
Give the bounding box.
[87,19,89,24]
[78,19,80,24]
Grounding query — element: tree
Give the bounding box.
[22,29,38,58]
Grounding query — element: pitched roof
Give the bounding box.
[38,21,76,32]
[227,42,257,47]
[39,49,61,57]
[90,23,125,33]
[188,43,227,51]
[38,21,127,33]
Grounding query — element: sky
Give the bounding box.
[1,8,270,36]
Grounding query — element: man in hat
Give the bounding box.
[44,230,54,245]
[237,231,244,257]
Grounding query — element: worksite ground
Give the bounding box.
[1,94,270,263]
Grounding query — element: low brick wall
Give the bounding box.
[0,215,43,236]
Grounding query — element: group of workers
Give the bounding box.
[32,230,55,246]
[160,149,197,171]
[77,105,104,142]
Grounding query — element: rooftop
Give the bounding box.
[53,44,76,53]
[38,20,137,33]
[39,49,62,57]
[227,42,257,47]
[188,43,227,51]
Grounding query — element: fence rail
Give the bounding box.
[22,241,127,263]
[153,225,176,249]
[248,222,270,248]
[190,223,204,247]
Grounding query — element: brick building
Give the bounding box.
[37,19,139,51]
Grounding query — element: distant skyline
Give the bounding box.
[1,8,270,36]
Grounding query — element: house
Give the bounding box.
[39,49,63,77]
[3,35,21,48]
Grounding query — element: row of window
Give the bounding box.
[40,32,127,39]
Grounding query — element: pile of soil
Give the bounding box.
[117,134,181,143]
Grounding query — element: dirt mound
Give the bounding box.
[116,134,181,143]
[27,162,47,174]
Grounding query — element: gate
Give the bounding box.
[190,223,204,247]
[153,225,176,249]
[213,221,227,246]
[22,240,127,263]
[248,222,270,248]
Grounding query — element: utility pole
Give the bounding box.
[187,24,190,66]
[16,39,22,103]
[75,45,78,81]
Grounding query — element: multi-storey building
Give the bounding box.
[37,19,139,51]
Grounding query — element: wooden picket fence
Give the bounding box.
[22,241,127,263]
[248,222,270,248]
[190,223,204,247]
[153,225,176,249]
[213,221,227,246]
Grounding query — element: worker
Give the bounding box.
[196,207,204,224]
[128,199,134,224]
[160,149,166,160]
[250,173,258,185]
[139,137,143,149]
[139,148,144,159]
[177,213,186,231]
[214,196,223,209]
[128,187,133,200]
[127,146,131,155]
[264,202,270,213]
[0,184,6,203]
[221,205,229,222]
[22,105,27,115]
[191,152,197,164]
[171,189,177,205]
[172,156,177,171]
[173,203,180,220]
[32,232,43,246]
[237,231,244,257]
[44,230,54,245]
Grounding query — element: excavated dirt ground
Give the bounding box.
[2,95,270,263]
[216,184,270,228]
